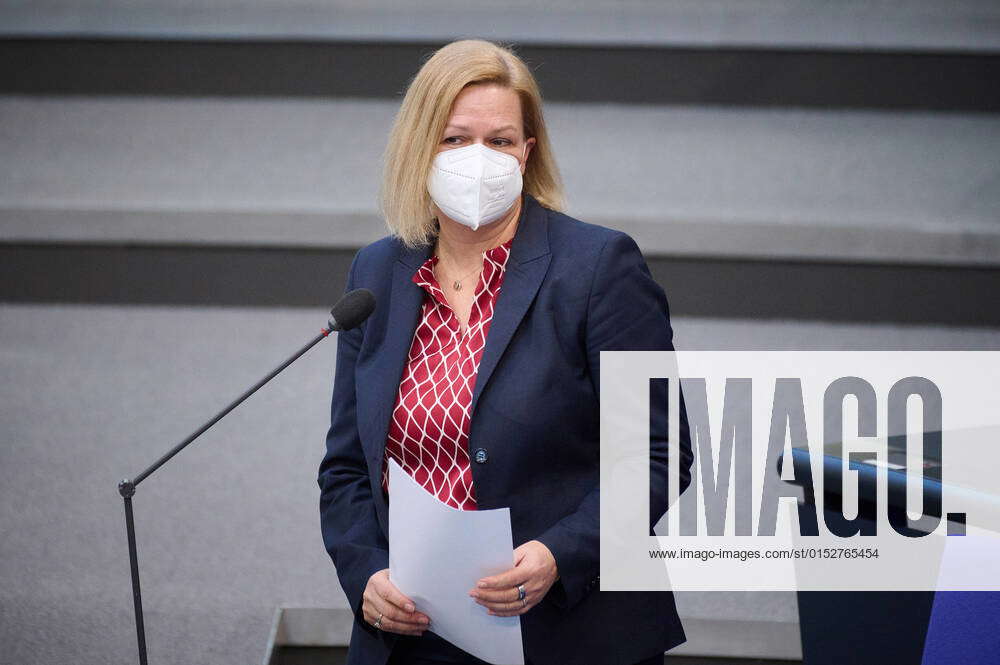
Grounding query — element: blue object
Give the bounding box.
[922,592,1000,665]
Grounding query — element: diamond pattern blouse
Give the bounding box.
[381,238,514,510]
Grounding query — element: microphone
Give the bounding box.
[117,287,376,665]
[327,288,376,333]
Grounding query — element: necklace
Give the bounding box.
[437,260,482,292]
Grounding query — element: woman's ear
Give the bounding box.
[521,137,537,174]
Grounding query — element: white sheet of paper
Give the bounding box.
[387,458,525,665]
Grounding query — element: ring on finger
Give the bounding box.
[373,612,383,629]
[516,584,526,601]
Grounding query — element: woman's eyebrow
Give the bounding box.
[444,123,517,133]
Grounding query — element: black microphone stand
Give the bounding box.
[117,319,336,665]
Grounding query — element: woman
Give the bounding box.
[318,39,692,665]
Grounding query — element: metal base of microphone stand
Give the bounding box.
[119,480,148,665]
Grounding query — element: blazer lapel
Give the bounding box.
[365,241,432,499]
[469,194,552,418]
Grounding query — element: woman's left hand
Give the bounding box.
[469,540,559,616]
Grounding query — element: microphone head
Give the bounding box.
[329,288,376,332]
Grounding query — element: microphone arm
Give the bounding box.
[117,293,372,665]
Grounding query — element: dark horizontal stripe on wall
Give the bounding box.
[0,244,357,308]
[1,38,998,111]
[3,243,999,327]
[644,257,1000,327]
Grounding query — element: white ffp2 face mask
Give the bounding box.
[427,142,524,230]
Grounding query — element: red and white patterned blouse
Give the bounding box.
[380,238,514,510]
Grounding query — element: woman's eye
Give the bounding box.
[443,136,463,145]
[491,138,512,146]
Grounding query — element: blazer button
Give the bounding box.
[473,448,488,464]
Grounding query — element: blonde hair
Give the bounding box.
[379,39,566,247]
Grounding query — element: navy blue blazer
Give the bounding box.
[318,193,693,665]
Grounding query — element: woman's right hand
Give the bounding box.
[361,568,431,636]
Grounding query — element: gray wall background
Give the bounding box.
[2,2,999,664]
